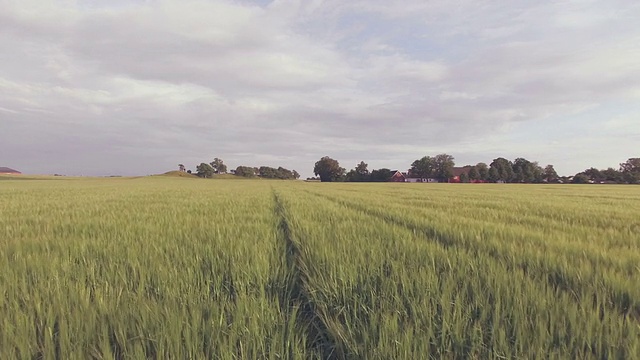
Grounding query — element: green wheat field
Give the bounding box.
[1,176,639,359]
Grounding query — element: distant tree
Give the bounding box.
[572,173,589,184]
[620,158,640,172]
[601,167,624,183]
[235,166,256,177]
[512,158,529,182]
[314,156,345,182]
[512,158,539,183]
[410,156,436,178]
[356,161,369,177]
[178,164,186,172]
[476,162,489,181]
[187,170,192,174]
[468,166,479,181]
[370,168,393,182]
[488,167,500,183]
[210,158,227,174]
[196,163,215,178]
[259,166,277,178]
[345,170,358,182]
[460,173,470,183]
[490,157,514,182]
[533,162,545,183]
[254,166,299,180]
[276,166,295,179]
[276,167,289,179]
[512,167,524,183]
[346,161,370,182]
[434,154,455,182]
[620,158,640,184]
[543,165,559,183]
[582,167,603,183]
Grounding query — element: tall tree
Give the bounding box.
[572,173,589,184]
[619,158,640,173]
[178,164,185,172]
[468,166,479,181]
[276,167,295,179]
[410,156,435,178]
[347,161,370,182]
[601,167,623,183]
[488,167,500,183]
[235,166,256,177]
[512,157,538,183]
[259,166,278,178]
[356,161,369,176]
[476,162,489,181]
[196,163,214,178]
[345,169,358,182]
[620,158,640,184]
[582,167,603,183]
[210,158,227,174]
[370,168,393,182]
[532,162,545,183]
[313,156,345,182]
[543,165,558,183]
[490,157,514,182]
[434,153,455,181]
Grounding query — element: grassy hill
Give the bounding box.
[158,171,200,178]
[213,173,257,180]
[157,171,253,179]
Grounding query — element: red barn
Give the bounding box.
[449,166,472,183]
[449,166,487,183]
[389,170,407,182]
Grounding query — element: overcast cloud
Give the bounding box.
[1,0,639,177]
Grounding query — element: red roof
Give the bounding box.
[451,166,472,177]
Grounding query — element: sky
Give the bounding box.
[1,0,639,177]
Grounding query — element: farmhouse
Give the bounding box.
[389,170,437,183]
[388,167,487,183]
[0,167,21,175]
[406,177,438,183]
[389,170,406,182]
[449,166,471,183]
[449,166,487,183]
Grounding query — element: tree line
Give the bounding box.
[572,159,640,184]
[312,155,640,184]
[179,158,300,180]
[234,166,300,180]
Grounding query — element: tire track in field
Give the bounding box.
[303,189,639,323]
[272,189,348,360]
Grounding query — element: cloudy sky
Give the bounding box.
[1,0,639,177]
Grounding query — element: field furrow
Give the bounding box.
[276,186,639,358]
[272,189,344,359]
[302,187,640,322]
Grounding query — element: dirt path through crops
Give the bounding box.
[272,189,348,359]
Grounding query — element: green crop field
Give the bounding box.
[1,176,639,359]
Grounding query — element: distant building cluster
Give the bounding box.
[389,167,487,183]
